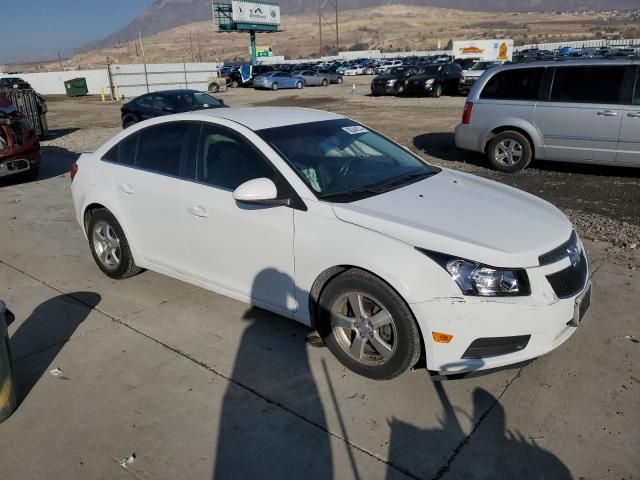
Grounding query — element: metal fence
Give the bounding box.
[108,62,223,99]
[0,88,47,138]
[514,38,640,52]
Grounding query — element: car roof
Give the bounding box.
[153,89,202,96]
[498,58,638,70]
[187,107,343,130]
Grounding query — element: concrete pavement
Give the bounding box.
[0,146,638,480]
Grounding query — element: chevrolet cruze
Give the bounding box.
[70,107,591,380]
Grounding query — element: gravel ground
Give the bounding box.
[31,78,640,268]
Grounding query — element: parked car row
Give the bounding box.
[371,63,464,97]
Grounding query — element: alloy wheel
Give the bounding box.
[495,139,524,166]
[92,221,122,270]
[330,292,397,366]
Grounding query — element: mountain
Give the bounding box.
[84,0,639,51]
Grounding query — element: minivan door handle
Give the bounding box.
[596,110,618,117]
[188,206,209,218]
[118,183,134,195]
[627,112,640,118]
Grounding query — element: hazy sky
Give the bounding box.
[1,0,154,64]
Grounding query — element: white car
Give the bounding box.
[343,66,366,76]
[70,107,590,380]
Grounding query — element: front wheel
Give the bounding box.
[321,79,329,87]
[318,269,421,380]
[337,77,343,84]
[296,81,303,89]
[231,80,239,88]
[208,82,220,93]
[432,84,442,98]
[88,209,142,279]
[271,82,279,91]
[487,131,533,173]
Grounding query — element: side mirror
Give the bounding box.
[233,178,290,207]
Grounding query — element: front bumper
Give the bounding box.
[410,279,590,374]
[0,151,40,178]
[371,84,399,95]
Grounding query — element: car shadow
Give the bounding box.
[413,132,640,178]
[45,128,80,140]
[9,292,101,404]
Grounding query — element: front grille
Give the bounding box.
[546,251,588,298]
[539,231,578,266]
[462,335,531,359]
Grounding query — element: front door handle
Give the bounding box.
[188,206,209,218]
[627,112,640,118]
[118,183,134,195]
[597,110,618,117]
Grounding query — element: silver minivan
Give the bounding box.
[455,59,640,172]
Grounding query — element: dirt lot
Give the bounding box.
[0,79,638,479]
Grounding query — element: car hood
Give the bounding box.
[331,169,572,268]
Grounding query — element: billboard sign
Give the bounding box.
[231,1,281,26]
[452,39,514,61]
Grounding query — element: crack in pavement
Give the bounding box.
[432,367,524,480]
[0,258,420,479]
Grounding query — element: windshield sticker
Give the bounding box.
[342,125,368,135]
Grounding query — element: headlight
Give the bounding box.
[425,78,435,85]
[417,249,530,297]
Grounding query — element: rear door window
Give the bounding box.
[135,122,189,176]
[550,66,626,104]
[480,67,544,100]
[103,133,138,166]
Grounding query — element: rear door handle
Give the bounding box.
[627,112,640,118]
[597,110,618,117]
[118,183,134,195]
[188,206,209,218]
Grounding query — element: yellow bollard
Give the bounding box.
[100,86,106,102]
[115,85,120,101]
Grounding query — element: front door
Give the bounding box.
[617,67,640,166]
[535,65,626,163]
[183,122,297,313]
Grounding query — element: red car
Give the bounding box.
[0,93,41,181]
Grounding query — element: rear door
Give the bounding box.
[617,66,640,166]
[534,65,626,163]
[111,121,191,271]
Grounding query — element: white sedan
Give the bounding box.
[343,66,366,76]
[70,107,590,380]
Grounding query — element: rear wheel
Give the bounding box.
[318,269,421,380]
[87,209,142,279]
[122,117,136,129]
[487,131,533,173]
[231,80,239,88]
[432,83,442,98]
[337,77,343,84]
[321,79,329,87]
[271,82,279,91]
[208,82,220,93]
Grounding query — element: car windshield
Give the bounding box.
[470,62,497,71]
[421,65,442,75]
[170,92,222,112]
[257,119,440,202]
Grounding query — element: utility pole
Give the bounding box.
[335,0,339,52]
[197,31,202,62]
[139,31,145,57]
[318,0,323,57]
[57,50,63,70]
[189,31,195,62]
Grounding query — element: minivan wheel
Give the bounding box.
[318,269,421,380]
[487,131,533,173]
[88,209,142,279]
[432,84,442,98]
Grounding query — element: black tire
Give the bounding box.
[20,166,40,182]
[487,130,533,173]
[337,77,343,84]
[296,81,303,89]
[87,209,142,280]
[271,82,279,91]
[322,79,328,87]
[317,269,421,380]
[208,82,220,93]
[396,84,405,95]
[432,83,442,98]
[231,80,239,88]
[122,117,136,129]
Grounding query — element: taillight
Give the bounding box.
[462,101,473,125]
[70,162,78,181]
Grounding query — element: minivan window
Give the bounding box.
[136,123,189,176]
[480,67,544,101]
[550,66,625,104]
